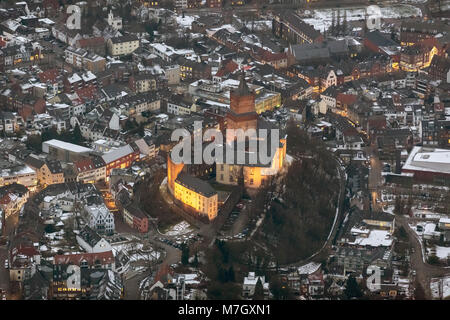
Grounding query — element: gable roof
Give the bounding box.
[77,225,103,248]
[54,251,114,266]
[175,172,217,198]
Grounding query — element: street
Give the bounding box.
[364,142,450,299]
[366,144,383,211]
[0,212,20,299]
[396,215,450,299]
[123,237,181,300]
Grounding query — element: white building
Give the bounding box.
[76,226,113,253]
[0,164,37,189]
[83,204,115,235]
[242,272,269,299]
[107,10,123,30]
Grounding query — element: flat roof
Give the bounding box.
[101,145,134,164]
[43,139,92,154]
[402,146,450,174]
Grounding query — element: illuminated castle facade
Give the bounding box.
[167,73,287,220]
[216,73,287,189]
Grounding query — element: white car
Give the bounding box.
[4,260,8,269]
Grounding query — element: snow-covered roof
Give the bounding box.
[402,146,450,174]
[82,71,97,82]
[101,145,134,164]
[297,262,321,275]
[43,139,92,154]
[350,230,393,247]
[68,73,82,84]
[439,217,450,224]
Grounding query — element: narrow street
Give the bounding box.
[366,144,383,211]
[0,245,9,296]
[0,213,20,299]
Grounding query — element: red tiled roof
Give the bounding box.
[76,37,105,48]
[54,251,114,266]
[38,68,60,83]
[215,59,239,77]
[154,263,174,283]
[12,244,39,259]
[368,116,387,130]
[0,190,24,205]
[260,50,287,62]
[74,158,95,173]
[75,84,99,102]
[337,93,358,105]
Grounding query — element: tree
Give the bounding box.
[395,226,409,241]
[344,275,363,299]
[269,275,291,300]
[41,127,59,142]
[137,123,145,137]
[181,244,189,265]
[394,195,404,215]
[253,278,265,300]
[217,267,228,283]
[207,282,241,299]
[192,252,199,268]
[45,224,57,233]
[427,255,440,265]
[26,134,42,152]
[124,119,137,131]
[227,266,235,282]
[73,123,83,144]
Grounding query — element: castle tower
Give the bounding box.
[226,72,258,143]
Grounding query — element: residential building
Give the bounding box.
[273,11,323,45]
[107,35,140,57]
[242,272,269,299]
[76,225,113,253]
[83,204,115,235]
[122,203,149,233]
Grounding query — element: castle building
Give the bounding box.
[225,76,258,143]
[216,73,287,189]
[167,73,288,220]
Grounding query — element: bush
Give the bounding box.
[427,255,440,265]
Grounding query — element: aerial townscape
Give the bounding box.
[0,0,449,303]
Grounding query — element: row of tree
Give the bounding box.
[26,124,84,152]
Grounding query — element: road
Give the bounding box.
[0,245,8,296]
[364,141,450,299]
[123,238,181,300]
[0,213,20,299]
[396,215,450,299]
[366,143,383,211]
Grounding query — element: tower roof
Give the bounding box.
[233,71,251,96]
